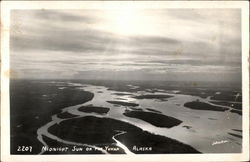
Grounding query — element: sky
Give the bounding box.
[10,8,241,82]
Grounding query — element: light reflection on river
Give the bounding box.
[37,82,242,154]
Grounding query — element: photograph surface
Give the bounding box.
[1,1,249,161]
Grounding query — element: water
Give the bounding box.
[37,82,242,153]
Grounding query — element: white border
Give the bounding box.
[1,1,249,162]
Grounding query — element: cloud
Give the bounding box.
[10,9,242,82]
[33,10,98,23]
[11,23,182,54]
[12,9,99,24]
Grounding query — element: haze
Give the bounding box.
[10,8,241,83]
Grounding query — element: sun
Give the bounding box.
[104,8,148,36]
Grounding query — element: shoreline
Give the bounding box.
[10,80,242,154]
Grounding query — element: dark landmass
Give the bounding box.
[227,137,235,141]
[230,109,242,116]
[10,80,94,154]
[48,116,131,145]
[158,98,169,102]
[179,89,216,98]
[116,131,200,154]
[210,93,242,102]
[130,107,143,111]
[210,101,242,110]
[57,112,78,119]
[11,129,44,155]
[107,101,139,107]
[208,118,217,120]
[232,129,242,132]
[10,79,241,154]
[145,89,158,93]
[182,126,192,129]
[236,142,241,146]
[79,106,110,114]
[178,89,241,100]
[70,80,241,104]
[143,88,168,93]
[134,94,173,100]
[75,79,240,94]
[123,110,182,128]
[228,133,242,139]
[42,135,125,154]
[49,116,199,154]
[184,101,228,112]
[106,82,142,92]
[42,135,106,154]
[146,108,162,113]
